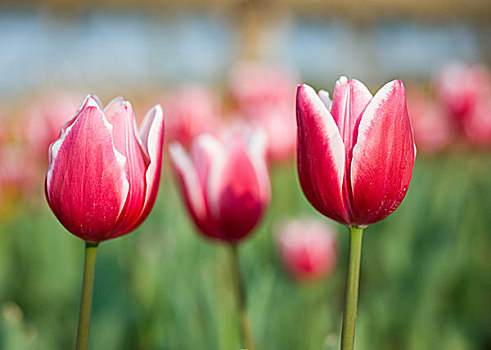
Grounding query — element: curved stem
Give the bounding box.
[340,226,364,350]
[76,242,99,350]
[228,244,256,350]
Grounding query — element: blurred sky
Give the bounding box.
[0,6,489,98]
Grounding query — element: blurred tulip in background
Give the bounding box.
[276,218,337,282]
[170,129,270,243]
[407,88,455,153]
[229,63,298,162]
[164,84,222,148]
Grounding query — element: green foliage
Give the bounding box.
[0,154,489,349]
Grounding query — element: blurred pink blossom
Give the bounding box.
[0,143,36,201]
[436,63,491,148]
[25,94,82,161]
[462,95,491,147]
[407,88,455,153]
[276,218,337,282]
[435,63,490,125]
[229,63,298,162]
[170,129,270,243]
[164,84,222,148]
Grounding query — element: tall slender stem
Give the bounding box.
[228,244,256,350]
[340,226,364,350]
[76,242,99,350]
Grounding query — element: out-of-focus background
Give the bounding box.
[0,0,490,349]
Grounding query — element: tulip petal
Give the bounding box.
[124,105,165,233]
[296,84,349,224]
[207,136,265,241]
[330,77,372,149]
[350,80,415,225]
[245,129,271,204]
[191,134,223,192]
[104,96,124,116]
[169,142,218,238]
[105,101,149,237]
[46,101,129,241]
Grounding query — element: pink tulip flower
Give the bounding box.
[45,95,165,242]
[296,77,415,227]
[277,218,337,282]
[436,63,491,125]
[25,94,82,160]
[169,130,270,243]
[164,84,222,148]
[406,88,455,153]
[462,94,491,147]
[229,63,298,162]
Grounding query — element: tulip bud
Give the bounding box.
[296,77,415,227]
[276,218,337,282]
[169,130,270,243]
[45,95,165,242]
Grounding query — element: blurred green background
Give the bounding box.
[0,0,490,349]
[0,154,490,349]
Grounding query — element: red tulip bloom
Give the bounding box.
[296,77,415,227]
[169,131,270,243]
[277,218,337,282]
[45,95,165,242]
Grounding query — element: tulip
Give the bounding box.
[406,88,455,153]
[169,131,270,243]
[45,95,165,350]
[296,76,415,350]
[462,94,491,147]
[164,84,222,147]
[276,219,337,282]
[26,93,82,161]
[297,77,415,227]
[46,95,165,242]
[435,63,490,125]
[170,130,270,350]
[229,63,298,162]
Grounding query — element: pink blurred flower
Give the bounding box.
[462,95,491,147]
[406,88,455,153]
[0,144,36,199]
[164,84,222,148]
[435,63,490,125]
[25,94,82,160]
[45,95,165,242]
[229,63,298,162]
[169,130,270,243]
[277,218,337,282]
[296,77,415,227]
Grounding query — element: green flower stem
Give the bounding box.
[228,244,256,350]
[76,242,99,350]
[340,226,364,350]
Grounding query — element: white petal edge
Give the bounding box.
[299,84,345,191]
[318,90,332,111]
[169,142,207,220]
